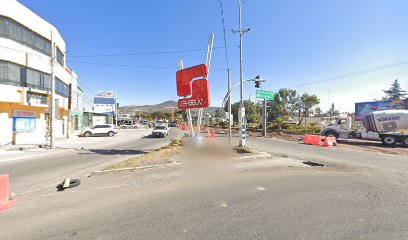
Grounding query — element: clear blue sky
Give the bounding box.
[20,0,408,112]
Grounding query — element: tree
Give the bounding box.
[326,103,339,116]
[297,93,320,125]
[275,117,284,130]
[226,100,261,124]
[314,107,322,117]
[382,79,407,100]
[267,88,300,122]
[214,109,223,117]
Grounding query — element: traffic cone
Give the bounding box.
[0,175,16,212]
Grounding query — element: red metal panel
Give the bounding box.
[178,79,210,110]
[176,64,208,97]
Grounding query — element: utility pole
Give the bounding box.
[232,0,250,147]
[227,69,232,144]
[262,99,267,137]
[49,31,56,150]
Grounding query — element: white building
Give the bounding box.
[0,0,77,145]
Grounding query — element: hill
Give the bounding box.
[119,101,224,114]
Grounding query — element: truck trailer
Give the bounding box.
[321,110,408,146]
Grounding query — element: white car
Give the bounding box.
[81,124,118,137]
[151,125,169,138]
[120,122,138,129]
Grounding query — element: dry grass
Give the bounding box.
[233,146,255,154]
[103,137,186,170]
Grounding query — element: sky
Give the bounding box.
[19,0,408,112]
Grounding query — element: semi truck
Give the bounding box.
[320,110,408,146]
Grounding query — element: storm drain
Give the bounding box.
[302,161,324,167]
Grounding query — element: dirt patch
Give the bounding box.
[103,146,182,170]
[248,130,304,142]
[247,130,408,156]
[103,137,186,170]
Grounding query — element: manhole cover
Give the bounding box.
[303,161,324,167]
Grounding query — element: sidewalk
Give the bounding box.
[0,129,151,164]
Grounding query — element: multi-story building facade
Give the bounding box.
[0,0,77,145]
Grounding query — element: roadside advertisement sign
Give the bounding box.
[256,90,274,100]
[93,91,115,114]
[355,98,408,121]
[13,110,36,118]
[97,91,114,98]
[176,64,210,110]
[13,117,36,132]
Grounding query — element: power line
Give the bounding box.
[77,80,97,96]
[290,60,408,88]
[68,61,178,69]
[218,0,230,69]
[68,45,239,58]
[67,60,229,71]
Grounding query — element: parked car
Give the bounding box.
[80,124,118,137]
[151,125,169,138]
[169,121,177,127]
[121,122,138,129]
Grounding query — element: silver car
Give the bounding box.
[120,123,138,129]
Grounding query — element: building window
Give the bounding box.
[56,47,64,65]
[27,68,51,91]
[0,16,52,56]
[55,78,69,98]
[0,60,52,92]
[0,61,21,86]
[27,92,48,105]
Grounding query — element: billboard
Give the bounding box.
[93,91,115,114]
[97,91,114,98]
[355,98,408,121]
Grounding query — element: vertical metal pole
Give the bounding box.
[228,69,232,145]
[115,90,118,126]
[262,99,267,137]
[50,31,56,150]
[238,0,245,147]
[178,60,194,137]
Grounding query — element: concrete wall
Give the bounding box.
[0,113,12,145]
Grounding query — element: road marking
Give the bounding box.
[255,186,265,191]
[220,201,228,208]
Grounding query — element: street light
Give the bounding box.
[222,76,266,109]
[222,75,266,146]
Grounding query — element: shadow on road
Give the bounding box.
[79,149,147,155]
[142,135,163,139]
[337,139,396,148]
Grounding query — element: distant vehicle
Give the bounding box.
[121,122,138,129]
[321,110,408,146]
[169,121,177,127]
[155,120,169,129]
[152,125,169,138]
[142,120,149,125]
[80,124,118,137]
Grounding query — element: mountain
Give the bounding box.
[119,101,178,113]
[119,100,224,114]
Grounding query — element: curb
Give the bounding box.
[91,162,181,175]
[233,151,272,160]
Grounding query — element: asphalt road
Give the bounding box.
[1,135,408,239]
[0,128,184,194]
[245,136,408,175]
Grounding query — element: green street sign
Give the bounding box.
[256,90,274,100]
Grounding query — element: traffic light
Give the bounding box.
[255,81,261,88]
[254,75,261,88]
